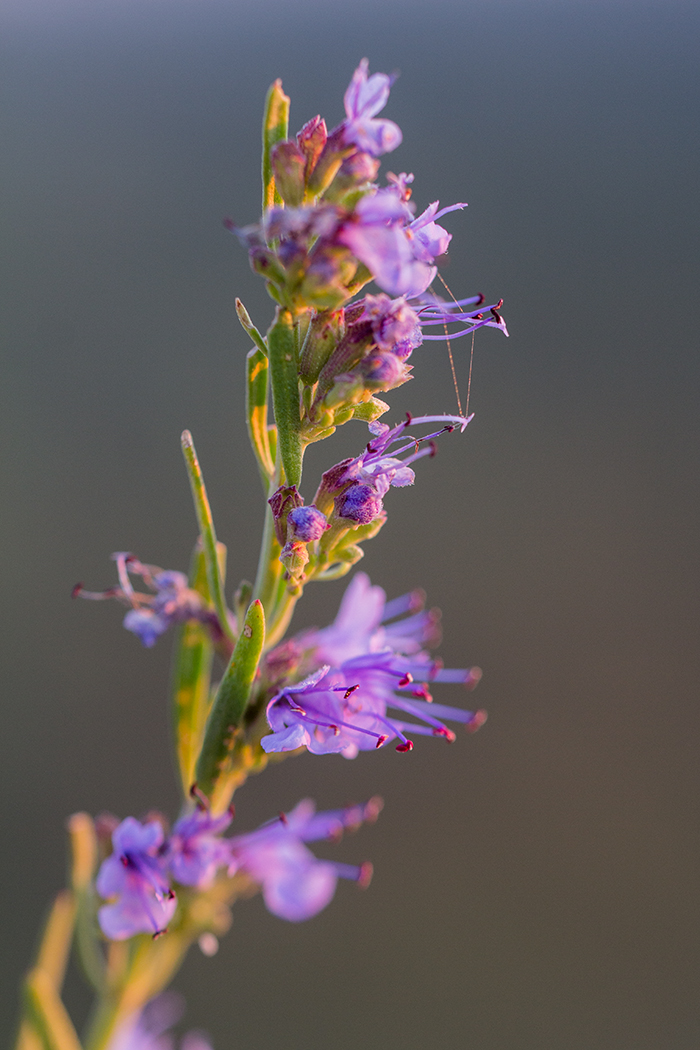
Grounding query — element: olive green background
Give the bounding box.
[2,0,699,1046]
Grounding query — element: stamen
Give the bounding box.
[395,740,414,752]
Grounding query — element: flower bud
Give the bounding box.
[299,308,345,384]
[287,505,328,542]
[296,115,328,181]
[268,485,304,546]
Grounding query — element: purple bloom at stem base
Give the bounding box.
[107,993,213,1050]
[228,799,380,922]
[96,818,176,940]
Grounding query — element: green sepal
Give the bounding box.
[352,396,390,422]
[267,308,303,487]
[262,80,290,213]
[171,544,225,798]
[194,600,266,803]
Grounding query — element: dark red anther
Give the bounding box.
[375,734,388,748]
[358,861,374,889]
[445,424,456,432]
[397,673,413,688]
[395,740,414,752]
[71,583,83,599]
[223,217,235,231]
[227,803,236,819]
[476,294,485,306]
[428,441,438,458]
[278,811,289,826]
[152,928,168,940]
[475,313,483,320]
[405,411,413,425]
[344,684,360,700]
[120,855,129,867]
[490,308,502,322]
[412,686,432,702]
[495,298,503,309]
[466,709,488,733]
[433,727,456,743]
[165,889,176,900]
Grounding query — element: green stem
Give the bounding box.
[180,431,235,646]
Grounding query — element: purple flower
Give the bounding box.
[298,571,438,666]
[96,818,176,940]
[337,178,467,297]
[74,553,215,648]
[166,807,233,890]
[228,799,379,922]
[262,650,484,758]
[341,59,402,156]
[415,293,509,340]
[315,413,472,527]
[107,993,213,1050]
[262,654,485,756]
[361,293,422,355]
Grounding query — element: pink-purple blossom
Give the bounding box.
[341,59,402,156]
[227,799,379,922]
[96,818,176,940]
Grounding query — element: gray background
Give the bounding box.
[2,0,699,1046]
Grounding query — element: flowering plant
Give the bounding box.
[15,61,506,1050]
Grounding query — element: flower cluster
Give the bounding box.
[97,797,380,939]
[262,572,485,757]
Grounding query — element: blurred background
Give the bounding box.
[2,0,699,1046]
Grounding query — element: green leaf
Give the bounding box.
[171,544,225,797]
[262,80,290,213]
[267,308,302,487]
[24,969,83,1050]
[194,600,266,802]
[180,431,235,646]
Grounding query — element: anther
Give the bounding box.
[344,684,360,699]
[476,294,485,306]
[395,740,414,752]
[358,861,374,889]
[152,928,168,940]
[375,735,388,748]
[71,583,83,599]
[398,673,413,687]
[466,710,488,733]
[278,812,289,826]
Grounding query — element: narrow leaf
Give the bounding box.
[171,544,225,796]
[195,600,265,800]
[24,969,83,1050]
[180,431,235,645]
[246,348,274,482]
[262,80,290,213]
